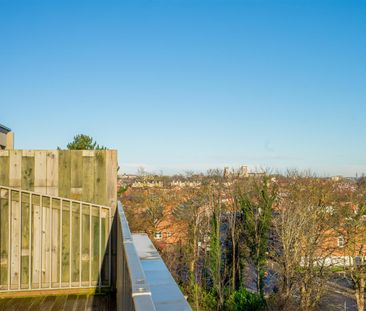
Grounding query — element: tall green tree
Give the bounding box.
[238,176,277,297]
[63,134,106,150]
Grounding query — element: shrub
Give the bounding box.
[227,288,266,311]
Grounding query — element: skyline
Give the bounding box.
[1,0,365,177]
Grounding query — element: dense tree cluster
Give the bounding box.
[122,172,366,311]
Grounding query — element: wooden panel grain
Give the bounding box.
[94,151,106,206]
[41,197,51,288]
[9,150,21,188]
[32,195,41,288]
[81,205,90,285]
[0,189,9,288]
[20,193,30,289]
[50,199,61,287]
[0,151,9,186]
[70,151,83,201]
[82,152,95,204]
[71,202,80,284]
[106,150,118,210]
[51,199,60,286]
[21,152,35,192]
[10,191,20,289]
[34,151,47,195]
[58,151,71,199]
[46,151,58,197]
[91,206,100,284]
[61,201,70,285]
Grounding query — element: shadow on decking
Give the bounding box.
[0,212,118,311]
[0,293,116,311]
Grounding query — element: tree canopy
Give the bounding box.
[63,134,106,150]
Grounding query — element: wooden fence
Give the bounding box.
[0,186,112,292]
[0,150,118,208]
[0,149,118,294]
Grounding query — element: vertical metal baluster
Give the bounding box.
[79,202,82,287]
[89,204,92,287]
[29,193,32,290]
[98,206,101,291]
[7,189,11,291]
[108,207,111,287]
[69,201,72,288]
[49,198,52,288]
[59,199,62,288]
[18,191,21,290]
[39,195,42,289]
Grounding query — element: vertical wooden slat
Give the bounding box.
[70,151,83,201]
[32,195,41,288]
[20,192,30,288]
[41,196,51,288]
[61,200,70,286]
[0,188,9,288]
[51,199,60,287]
[82,151,95,204]
[10,190,20,289]
[58,151,71,199]
[46,151,58,196]
[106,150,118,210]
[71,202,80,285]
[91,206,99,285]
[94,151,107,206]
[0,150,10,186]
[9,150,21,189]
[81,204,90,285]
[21,151,35,191]
[34,151,47,195]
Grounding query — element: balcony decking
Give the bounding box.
[0,293,116,311]
[0,183,192,310]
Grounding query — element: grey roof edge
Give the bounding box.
[0,123,11,133]
[117,201,157,311]
[132,233,193,311]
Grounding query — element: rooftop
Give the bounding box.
[0,123,11,134]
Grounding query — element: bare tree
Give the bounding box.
[272,173,336,311]
[340,202,366,311]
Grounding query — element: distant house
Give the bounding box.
[0,123,14,149]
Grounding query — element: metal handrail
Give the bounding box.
[0,186,112,292]
[116,201,156,311]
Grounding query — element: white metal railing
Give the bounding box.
[0,186,112,292]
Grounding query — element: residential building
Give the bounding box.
[0,123,14,150]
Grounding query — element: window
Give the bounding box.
[154,232,162,240]
[337,235,345,248]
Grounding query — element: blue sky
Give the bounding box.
[1,0,365,176]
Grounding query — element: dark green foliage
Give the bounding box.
[238,176,277,296]
[64,134,106,150]
[227,288,266,311]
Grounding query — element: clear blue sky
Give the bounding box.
[1,0,365,176]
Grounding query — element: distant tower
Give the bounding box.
[238,166,249,178]
[224,167,230,178]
